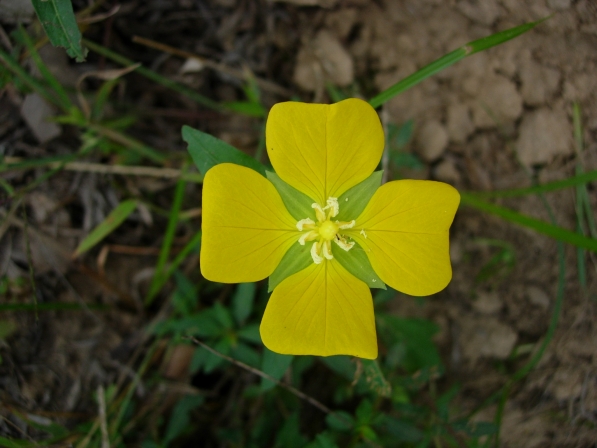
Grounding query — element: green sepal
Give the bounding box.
[336,171,382,221]
[268,242,311,292]
[266,171,315,221]
[182,125,266,176]
[333,241,385,289]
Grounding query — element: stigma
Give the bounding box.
[297,197,355,264]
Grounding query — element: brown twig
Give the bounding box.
[187,337,351,425]
[132,35,293,97]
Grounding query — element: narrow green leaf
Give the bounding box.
[266,171,315,221]
[268,243,311,292]
[182,125,266,176]
[260,347,293,392]
[237,323,261,344]
[460,193,597,252]
[163,395,204,445]
[147,176,186,304]
[326,412,354,432]
[232,283,256,326]
[471,170,597,198]
[223,101,266,118]
[369,19,546,108]
[333,242,385,289]
[31,0,87,62]
[336,171,382,221]
[73,199,137,256]
[275,412,308,448]
[362,359,391,397]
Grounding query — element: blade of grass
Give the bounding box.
[17,27,73,112]
[148,231,202,300]
[491,195,565,447]
[31,0,87,61]
[470,170,597,198]
[0,47,60,108]
[573,103,587,287]
[83,39,223,112]
[73,199,138,257]
[460,193,597,252]
[369,18,547,108]
[146,173,187,305]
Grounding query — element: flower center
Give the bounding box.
[296,197,355,264]
[318,220,338,240]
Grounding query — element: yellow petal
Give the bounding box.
[348,180,460,296]
[266,98,384,205]
[260,259,377,359]
[200,163,298,283]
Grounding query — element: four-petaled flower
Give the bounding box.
[200,98,459,359]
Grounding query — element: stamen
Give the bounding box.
[296,218,315,231]
[360,229,368,238]
[299,230,319,245]
[311,241,323,264]
[324,197,339,218]
[334,235,355,251]
[322,240,333,260]
[337,220,355,230]
[312,203,327,222]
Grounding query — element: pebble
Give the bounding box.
[515,108,572,166]
[416,120,449,162]
[472,74,523,128]
[525,286,550,310]
[447,103,475,143]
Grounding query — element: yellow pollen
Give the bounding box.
[318,220,338,240]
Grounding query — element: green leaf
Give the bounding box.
[230,343,260,368]
[266,171,315,221]
[275,413,308,448]
[326,412,354,432]
[321,356,356,381]
[182,125,266,176]
[213,302,234,330]
[203,339,231,373]
[73,199,137,256]
[362,359,391,397]
[268,243,312,292]
[31,0,87,62]
[163,395,204,445]
[306,432,339,448]
[232,283,256,326]
[355,399,374,425]
[336,171,382,221]
[333,241,385,289]
[0,436,32,447]
[260,347,293,392]
[369,19,546,108]
[237,323,261,344]
[460,193,597,253]
[171,271,198,315]
[378,415,424,443]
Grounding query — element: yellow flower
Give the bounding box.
[200,98,459,359]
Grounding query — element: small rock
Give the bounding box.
[434,159,461,184]
[293,30,354,92]
[472,291,503,315]
[516,109,572,166]
[450,240,463,264]
[20,93,61,143]
[472,75,523,128]
[447,103,475,143]
[457,0,501,25]
[416,120,448,162]
[525,286,550,310]
[520,59,561,106]
[325,8,358,39]
[547,0,571,10]
[460,317,517,362]
[550,368,583,401]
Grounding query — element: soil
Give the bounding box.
[1,0,596,446]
